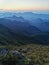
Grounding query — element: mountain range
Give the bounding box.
[0,11,49,45]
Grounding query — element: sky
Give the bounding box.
[0,0,49,11]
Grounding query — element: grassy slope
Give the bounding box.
[0,44,49,65]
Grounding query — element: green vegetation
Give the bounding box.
[0,44,49,65]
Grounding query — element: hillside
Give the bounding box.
[0,44,49,65]
[0,24,49,45]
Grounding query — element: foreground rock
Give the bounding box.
[0,48,8,56]
[9,50,25,59]
[0,48,25,59]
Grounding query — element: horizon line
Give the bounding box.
[0,9,49,11]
